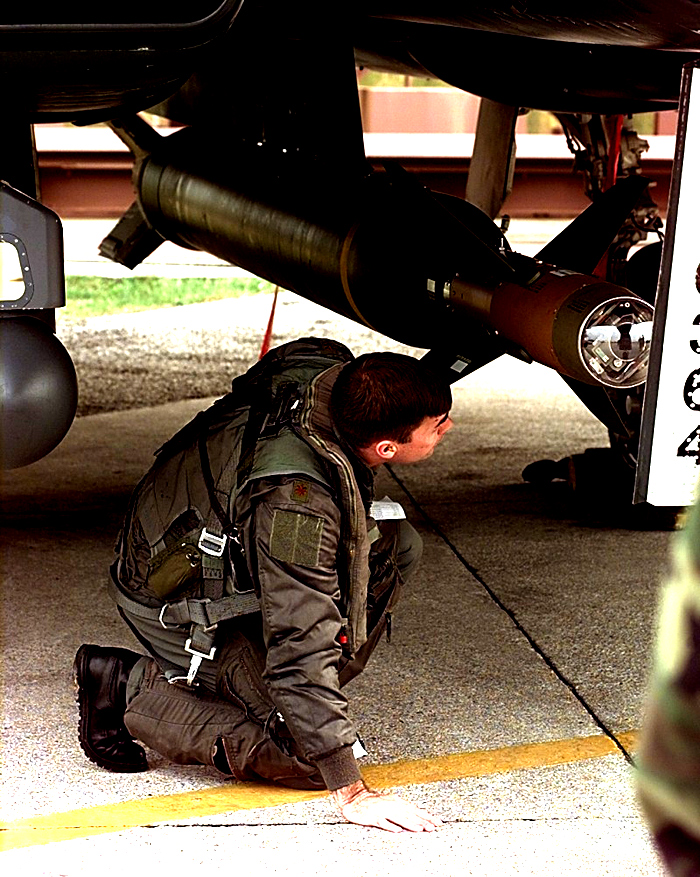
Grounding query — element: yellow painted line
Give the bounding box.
[0,730,638,852]
[363,729,638,788]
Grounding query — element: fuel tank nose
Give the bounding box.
[0,316,78,469]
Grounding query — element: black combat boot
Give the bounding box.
[73,644,149,772]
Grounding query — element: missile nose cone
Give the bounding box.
[580,301,655,387]
[0,316,78,469]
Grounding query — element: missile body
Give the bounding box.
[128,129,653,388]
[451,270,654,388]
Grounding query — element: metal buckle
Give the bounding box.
[159,604,180,630]
[198,527,227,557]
[183,637,217,685]
[184,638,217,661]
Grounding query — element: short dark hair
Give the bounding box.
[330,352,452,449]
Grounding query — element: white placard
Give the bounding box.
[369,496,406,520]
[636,63,700,506]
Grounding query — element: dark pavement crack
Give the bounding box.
[385,466,634,766]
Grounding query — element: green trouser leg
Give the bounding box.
[124,656,324,789]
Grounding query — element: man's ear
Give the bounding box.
[375,440,397,461]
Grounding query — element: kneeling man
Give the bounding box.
[74,338,451,833]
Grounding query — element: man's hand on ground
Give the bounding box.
[330,779,442,833]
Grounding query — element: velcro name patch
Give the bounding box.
[270,510,324,566]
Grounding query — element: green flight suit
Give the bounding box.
[111,339,422,790]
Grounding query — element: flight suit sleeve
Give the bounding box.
[238,476,362,790]
[637,501,700,873]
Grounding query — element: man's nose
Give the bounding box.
[440,417,453,435]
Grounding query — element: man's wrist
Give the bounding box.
[314,744,362,790]
[330,778,370,806]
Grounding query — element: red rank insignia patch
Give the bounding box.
[292,480,310,503]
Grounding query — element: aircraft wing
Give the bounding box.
[1,1,698,508]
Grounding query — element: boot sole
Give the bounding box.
[73,644,148,773]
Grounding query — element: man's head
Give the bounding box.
[330,352,453,468]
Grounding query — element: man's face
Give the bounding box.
[390,413,453,464]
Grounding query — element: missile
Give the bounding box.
[449,267,654,388]
[103,124,653,390]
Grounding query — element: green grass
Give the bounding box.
[63,275,276,319]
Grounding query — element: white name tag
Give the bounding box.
[369,496,406,521]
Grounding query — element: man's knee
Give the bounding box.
[124,657,233,769]
[396,520,423,580]
[123,657,323,789]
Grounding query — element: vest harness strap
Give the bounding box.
[108,578,260,629]
[108,572,260,686]
[163,429,260,684]
[111,422,261,687]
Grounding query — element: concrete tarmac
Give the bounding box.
[0,358,672,876]
[0,219,673,874]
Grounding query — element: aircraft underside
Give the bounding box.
[1,1,698,510]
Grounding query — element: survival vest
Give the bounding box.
[109,337,369,684]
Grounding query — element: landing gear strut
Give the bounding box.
[522,113,667,518]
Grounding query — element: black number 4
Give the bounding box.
[678,426,700,462]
